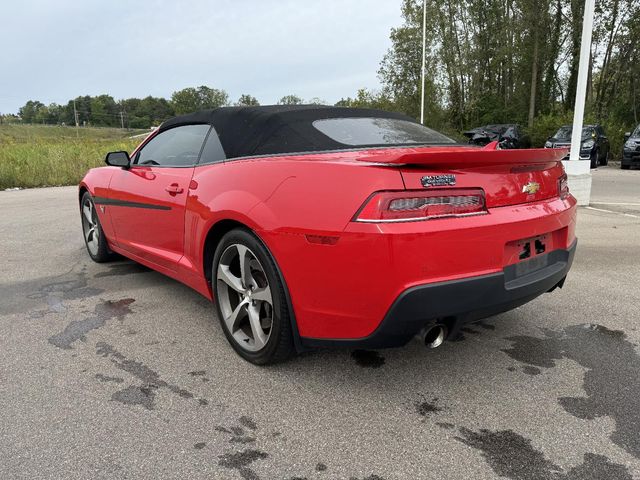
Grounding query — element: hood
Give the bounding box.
[549,135,591,144]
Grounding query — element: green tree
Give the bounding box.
[235,94,260,106]
[378,0,443,125]
[18,100,45,123]
[139,96,174,125]
[117,96,174,128]
[335,88,396,111]
[90,95,118,126]
[63,96,92,125]
[119,98,143,127]
[373,0,640,145]
[277,94,304,105]
[45,103,63,124]
[171,86,229,114]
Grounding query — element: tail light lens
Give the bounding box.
[354,189,487,222]
[558,173,570,199]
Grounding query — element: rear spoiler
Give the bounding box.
[356,142,568,167]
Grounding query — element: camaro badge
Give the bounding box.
[522,182,540,194]
[421,174,456,187]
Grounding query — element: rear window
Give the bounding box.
[313,117,455,146]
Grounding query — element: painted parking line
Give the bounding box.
[585,206,640,218]
[590,202,640,206]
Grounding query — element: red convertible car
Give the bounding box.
[79,106,576,364]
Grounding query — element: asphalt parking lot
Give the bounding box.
[1,165,639,479]
[591,165,640,216]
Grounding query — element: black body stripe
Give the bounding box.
[93,196,172,211]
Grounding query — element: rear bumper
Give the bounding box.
[263,196,577,341]
[622,151,640,166]
[301,240,576,349]
[546,145,590,160]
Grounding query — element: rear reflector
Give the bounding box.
[354,189,487,222]
[305,234,339,245]
[558,173,570,199]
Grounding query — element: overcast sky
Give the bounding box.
[0,0,402,114]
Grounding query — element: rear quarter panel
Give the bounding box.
[184,156,405,278]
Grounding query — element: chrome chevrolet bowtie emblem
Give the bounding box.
[522,182,540,194]
[421,174,456,187]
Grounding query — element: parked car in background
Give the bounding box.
[462,124,531,149]
[545,124,609,168]
[622,125,640,170]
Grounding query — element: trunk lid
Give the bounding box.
[356,143,567,208]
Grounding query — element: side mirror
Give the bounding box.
[624,132,631,141]
[105,151,130,168]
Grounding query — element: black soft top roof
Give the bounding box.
[158,105,414,159]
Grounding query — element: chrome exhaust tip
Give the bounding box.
[422,324,447,349]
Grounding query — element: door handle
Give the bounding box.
[165,183,184,194]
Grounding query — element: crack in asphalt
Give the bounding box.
[502,323,640,459]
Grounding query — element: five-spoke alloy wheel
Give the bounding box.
[213,229,293,364]
[82,196,100,255]
[217,244,274,352]
[80,191,112,262]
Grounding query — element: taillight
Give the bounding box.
[558,173,570,199]
[354,189,487,222]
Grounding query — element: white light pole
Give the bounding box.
[564,0,595,205]
[420,0,426,125]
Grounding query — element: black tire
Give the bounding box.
[80,191,113,263]
[212,228,294,365]
[621,164,630,170]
